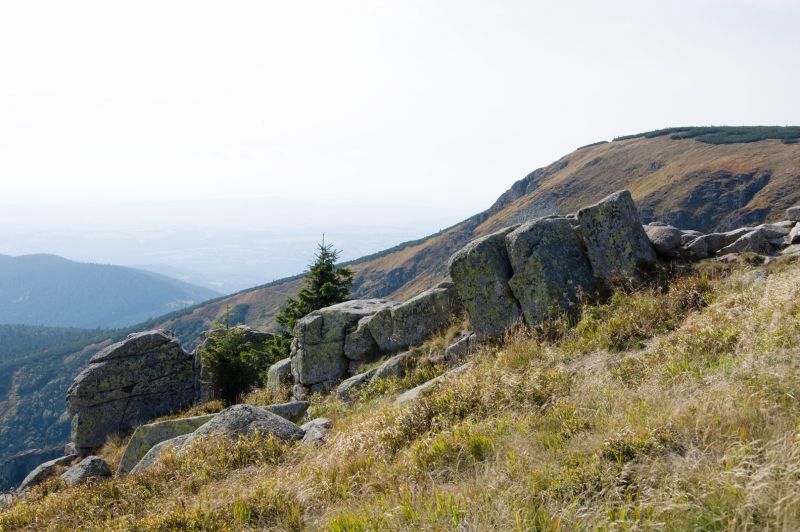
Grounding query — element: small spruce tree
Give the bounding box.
[267,240,354,360]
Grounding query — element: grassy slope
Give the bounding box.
[5,255,800,529]
[4,127,798,473]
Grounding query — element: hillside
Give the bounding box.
[0,254,220,329]
[145,129,800,342]
[4,254,800,528]
[2,126,798,467]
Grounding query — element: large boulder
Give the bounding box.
[788,206,800,222]
[349,283,461,357]
[67,330,196,451]
[117,414,216,477]
[0,447,64,491]
[182,404,305,448]
[16,454,77,492]
[577,190,657,283]
[644,224,684,258]
[506,217,596,325]
[60,456,111,487]
[448,226,522,337]
[291,299,395,396]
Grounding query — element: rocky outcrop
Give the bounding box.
[67,330,196,451]
[577,190,657,282]
[788,206,800,222]
[16,454,76,492]
[292,287,461,399]
[60,456,111,487]
[117,414,215,477]
[0,447,64,491]
[450,191,800,341]
[291,299,396,397]
[447,226,522,337]
[506,218,596,324]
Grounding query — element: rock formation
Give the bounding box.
[291,286,460,399]
[67,330,196,451]
[447,226,522,337]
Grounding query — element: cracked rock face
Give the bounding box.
[67,330,195,450]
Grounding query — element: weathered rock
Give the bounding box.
[182,404,305,447]
[680,230,704,245]
[754,224,790,239]
[336,369,377,401]
[343,316,382,362]
[394,364,470,405]
[16,455,76,492]
[67,330,195,450]
[60,456,111,487]
[692,228,753,256]
[506,218,596,325]
[577,190,657,283]
[373,283,461,353]
[717,229,771,256]
[644,224,683,258]
[266,358,293,391]
[263,401,309,423]
[444,333,477,363]
[129,434,190,475]
[787,206,800,222]
[685,236,709,259]
[300,418,332,444]
[0,447,63,491]
[117,414,215,477]
[371,351,414,381]
[291,299,395,393]
[789,224,800,245]
[448,226,522,337]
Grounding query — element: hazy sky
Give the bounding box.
[0,0,798,287]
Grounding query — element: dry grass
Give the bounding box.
[4,260,800,530]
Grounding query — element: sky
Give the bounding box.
[0,0,798,290]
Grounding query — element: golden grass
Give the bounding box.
[4,260,800,530]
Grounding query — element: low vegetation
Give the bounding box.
[4,257,800,529]
[614,125,800,145]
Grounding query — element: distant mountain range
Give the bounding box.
[0,254,221,329]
